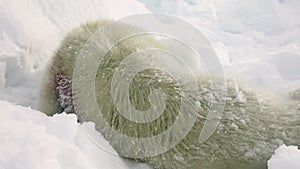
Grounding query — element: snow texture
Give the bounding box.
[268,145,300,169]
[139,0,300,94]
[0,100,150,169]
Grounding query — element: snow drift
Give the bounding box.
[0,100,150,169]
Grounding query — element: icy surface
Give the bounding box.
[139,0,300,93]
[268,145,300,169]
[0,100,150,169]
[0,0,299,168]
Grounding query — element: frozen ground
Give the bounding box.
[0,0,299,169]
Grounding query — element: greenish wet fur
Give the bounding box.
[39,21,300,169]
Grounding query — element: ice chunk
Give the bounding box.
[268,145,300,169]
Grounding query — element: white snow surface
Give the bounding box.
[0,0,300,169]
[268,145,300,169]
[0,100,150,169]
[140,0,300,94]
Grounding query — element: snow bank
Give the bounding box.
[0,0,149,72]
[0,100,150,169]
[268,145,300,169]
[139,0,300,93]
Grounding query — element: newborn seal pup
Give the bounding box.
[39,21,300,169]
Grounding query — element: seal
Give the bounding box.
[39,20,300,169]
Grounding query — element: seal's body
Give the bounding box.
[39,21,300,169]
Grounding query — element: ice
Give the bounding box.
[139,0,300,93]
[268,145,300,169]
[0,0,149,73]
[0,100,151,169]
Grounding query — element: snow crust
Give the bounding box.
[268,145,300,169]
[0,100,150,169]
[140,0,300,93]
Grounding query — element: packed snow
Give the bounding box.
[268,145,300,169]
[0,100,150,169]
[0,0,299,169]
[140,0,300,95]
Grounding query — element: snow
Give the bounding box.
[139,0,300,93]
[0,0,299,168]
[0,100,150,169]
[268,145,300,169]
